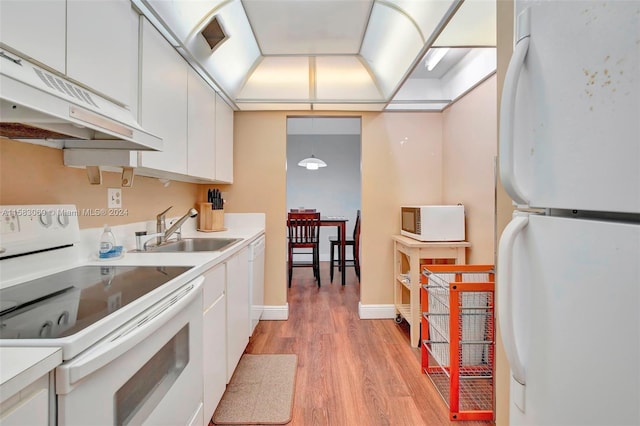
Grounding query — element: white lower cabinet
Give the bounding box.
[202,263,226,422]
[0,375,49,426]
[225,247,250,382]
[202,247,251,419]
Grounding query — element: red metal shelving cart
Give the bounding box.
[420,264,495,421]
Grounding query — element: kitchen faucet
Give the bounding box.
[163,207,198,241]
[155,206,172,246]
[137,206,198,250]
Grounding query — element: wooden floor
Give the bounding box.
[241,262,494,426]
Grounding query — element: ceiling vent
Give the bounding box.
[201,16,228,52]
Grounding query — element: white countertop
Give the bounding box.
[0,213,265,396]
[0,347,62,402]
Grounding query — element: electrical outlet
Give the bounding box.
[108,188,122,209]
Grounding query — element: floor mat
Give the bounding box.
[212,354,297,425]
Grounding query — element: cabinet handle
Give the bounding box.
[0,51,22,65]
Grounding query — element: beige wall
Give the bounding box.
[361,112,444,304]
[0,138,200,228]
[228,111,444,307]
[216,111,289,306]
[442,75,497,264]
[228,102,496,308]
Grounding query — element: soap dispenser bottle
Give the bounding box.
[99,225,116,258]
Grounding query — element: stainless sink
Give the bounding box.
[140,238,241,253]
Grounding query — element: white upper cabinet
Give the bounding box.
[66,0,136,106]
[215,94,234,183]
[0,0,136,107]
[187,67,216,180]
[0,0,66,73]
[139,18,188,175]
[138,19,233,183]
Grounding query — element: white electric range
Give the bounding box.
[0,205,205,425]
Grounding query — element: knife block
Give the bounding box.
[198,203,225,232]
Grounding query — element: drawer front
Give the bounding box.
[203,263,225,310]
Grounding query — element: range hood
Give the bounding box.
[0,51,162,151]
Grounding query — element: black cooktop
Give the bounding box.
[0,265,192,339]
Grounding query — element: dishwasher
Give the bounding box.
[248,236,265,335]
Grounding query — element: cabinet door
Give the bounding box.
[215,94,234,183]
[0,0,66,73]
[66,0,136,106]
[202,264,225,420]
[226,248,249,381]
[139,18,188,175]
[187,68,216,180]
[0,375,49,426]
[203,295,226,420]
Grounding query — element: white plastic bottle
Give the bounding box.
[99,225,116,256]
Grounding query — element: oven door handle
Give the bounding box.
[57,276,203,392]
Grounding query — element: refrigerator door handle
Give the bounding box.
[498,212,529,389]
[499,8,531,206]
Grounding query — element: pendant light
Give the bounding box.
[298,117,327,170]
[298,154,327,170]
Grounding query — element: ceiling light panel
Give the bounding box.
[412,47,471,79]
[236,102,311,111]
[312,103,386,111]
[360,2,424,98]
[440,47,496,100]
[238,56,310,100]
[384,0,457,41]
[315,56,382,101]
[392,78,446,102]
[241,0,373,54]
[385,102,449,111]
[184,0,261,97]
[433,0,497,47]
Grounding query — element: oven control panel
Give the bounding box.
[1,212,20,234]
[0,205,80,259]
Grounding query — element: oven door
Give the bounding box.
[56,277,204,426]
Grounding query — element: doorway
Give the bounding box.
[285,116,362,283]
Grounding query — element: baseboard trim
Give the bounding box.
[358,303,397,319]
[260,304,289,320]
[261,303,396,320]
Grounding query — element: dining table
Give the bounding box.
[320,216,349,286]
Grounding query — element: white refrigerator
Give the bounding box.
[498,1,640,425]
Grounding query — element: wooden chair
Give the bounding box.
[287,212,321,288]
[329,210,360,282]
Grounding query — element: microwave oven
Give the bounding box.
[400,205,465,241]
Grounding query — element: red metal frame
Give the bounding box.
[420,264,495,422]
